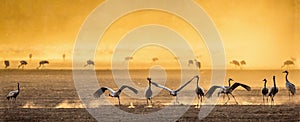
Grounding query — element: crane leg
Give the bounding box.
[230,93,238,105]
[118,97,121,106]
[150,98,152,106]
[224,94,230,105]
[196,95,200,107]
[146,99,149,106]
[200,96,203,107]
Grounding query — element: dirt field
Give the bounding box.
[1,105,299,121]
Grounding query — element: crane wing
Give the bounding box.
[175,77,196,92]
[93,87,114,98]
[7,90,18,97]
[205,86,224,98]
[150,81,172,92]
[230,83,251,91]
[117,85,138,94]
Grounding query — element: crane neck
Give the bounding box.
[273,77,276,87]
[264,81,267,88]
[285,73,289,82]
[228,80,231,87]
[196,77,199,87]
[18,84,20,91]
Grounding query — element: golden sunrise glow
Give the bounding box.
[0,0,299,69]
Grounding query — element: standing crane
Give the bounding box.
[268,76,278,105]
[195,75,204,108]
[7,83,20,101]
[146,77,154,107]
[282,70,296,99]
[261,79,269,104]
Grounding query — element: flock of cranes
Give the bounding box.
[92,70,296,107]
[5,70,296,108]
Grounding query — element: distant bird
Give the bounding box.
[230,60,240,68]
[268,76,278,105]
[194,60,201,69]
[195,75,204,107]
[29,54,32,60]
[18,60,28,69]
[150,75,198,104]
[84,60,94,67]
[94,85,138,106]
[188,60,194,66]
[7,83,20,101]
[146,77,153,106]
[281,60,295,69]
[37,60,49,69]
[4,60,9,68]
[261,79,269,104]
[152,57,159,62]
[240,60,246,65]
[240,60,246,69]
[62,54,66,61]
[205,78,251,105]
[283,70,296,99]
[124,56,133,61]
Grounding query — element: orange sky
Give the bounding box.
[0,0,299,69]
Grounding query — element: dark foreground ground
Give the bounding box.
[1,105,299,122]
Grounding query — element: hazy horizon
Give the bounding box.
[0,0,299,69]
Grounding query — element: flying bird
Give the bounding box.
[205,78,251,105]
[37,60,49,69]
[94,85,138,106]
[7,83,20,101]
[150,75,198,104]
[18,60,28,69]
[268,76,278,105]
[194,75,204,108]
[283,70,296,99]
[261,79,269,104]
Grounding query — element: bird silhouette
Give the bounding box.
[146,77,153,106]
[84,60,94,67]
[262,79,269,104]
[37,60,49,69]
[230,60,240,69]
[281,60,295,69]
[7,83,20,101]
[18,60,28,69]
[205,78,251,105]
[188,60,194,66]
[4,60,10,68]
[282,70,296,100]
[268,76,278,105]
[195,75,204,108]
[94,85,138,106]
[150,75,198,104]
